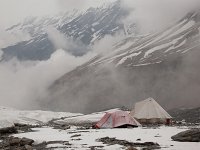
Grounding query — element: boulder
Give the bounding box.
[0,136,34,150]
[24,145,33,150]
[0,120,17,134]
[20,138,34,146]
[171,129,200,142]
[0,126,17,134]
[9,137,21,146]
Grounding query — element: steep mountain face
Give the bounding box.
[46,11,200,113]
[2,1,132,61]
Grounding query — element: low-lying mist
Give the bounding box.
[0,48,95,109]
[121,0,200,33]
[44,47,200,114]
[0,26,124,110]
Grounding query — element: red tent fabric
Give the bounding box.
[95,111,141,128]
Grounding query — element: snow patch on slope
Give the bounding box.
[144,43,172,58]
[170,20,195,37]
[116,51,141,67]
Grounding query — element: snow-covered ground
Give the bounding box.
[0,120,14,129]
[55,108,120,125]
[0,106,81,126]
[1,106,200,149]
[0,106,119,127]
[14,126,200,150]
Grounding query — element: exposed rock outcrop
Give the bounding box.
[171,129,200,142]
[0,120,17,135]
[97,137,160,149]
[0,136,34,150]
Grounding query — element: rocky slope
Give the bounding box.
[169,107,200,124]
[46,11,200,113]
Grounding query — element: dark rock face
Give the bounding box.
[169,107,200,124]
[9,137,21,146]
[0,136,72,150]
[171,129,200,142]
[20,138,34,146]
[0,126,17,135]
[33,141,71,150]
[0,136,34,150]
[2,35,54,61]
[14,123,41,133]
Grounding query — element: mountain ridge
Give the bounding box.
[45,10,200,113]
[1,1,134,61]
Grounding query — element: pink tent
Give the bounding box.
[95,111,141,128]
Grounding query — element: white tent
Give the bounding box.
[131,98,172,124]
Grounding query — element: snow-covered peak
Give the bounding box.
[6,9,81,38]
[86,10,200,68]
[2,0,134,61]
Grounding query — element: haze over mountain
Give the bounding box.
[0,0,200,113]
[46,10,200,113]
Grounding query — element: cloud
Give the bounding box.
[1,0,200,113]
[0,24,121,110]
[46,26,90,56]
[0,29,30,49]
[121,0,200,33]
[0,0,58,29]
[0,47,96,109]
[56,0,117,11]
[92,32,126,55]
[39,0,200,113]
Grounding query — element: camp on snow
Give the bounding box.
[130,97,172,125]
[95,110,141,129]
